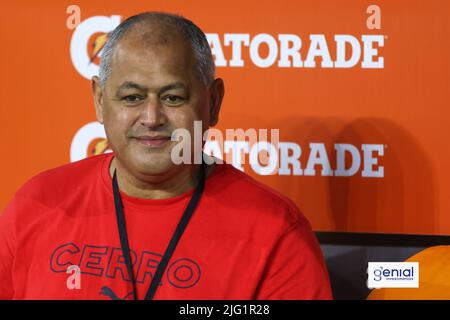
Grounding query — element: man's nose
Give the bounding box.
[139,97,166,128]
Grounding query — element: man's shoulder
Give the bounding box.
[211,162,306,227]
[16,153,110,200]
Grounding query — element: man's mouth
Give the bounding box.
[134,135,171,147]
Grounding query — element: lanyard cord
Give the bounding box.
[112,162,206,300]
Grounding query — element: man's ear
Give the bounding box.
[208,78,225,127]
[92,76,104,124]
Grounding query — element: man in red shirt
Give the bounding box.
[0,11,332,300]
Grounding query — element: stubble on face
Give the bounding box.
[101,21,210,180]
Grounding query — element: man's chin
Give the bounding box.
[131,155,176,176]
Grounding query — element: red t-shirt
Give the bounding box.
[0,153,332,300]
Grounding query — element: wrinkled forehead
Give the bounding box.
[108,24,197,86]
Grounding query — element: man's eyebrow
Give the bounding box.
[116,81,188,93]
[159,82,189,92]
[116,81,148,92]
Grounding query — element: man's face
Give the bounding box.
[92,29,221,176]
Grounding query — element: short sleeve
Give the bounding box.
[0,196,18,299]
[254,218,333,300]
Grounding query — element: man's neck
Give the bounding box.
[109,157,214,200]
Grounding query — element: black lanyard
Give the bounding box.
[112,161,206,300]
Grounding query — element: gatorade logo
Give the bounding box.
[70,15,120,80]
[70,15,385,81]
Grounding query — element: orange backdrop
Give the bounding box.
[0,0,449,235]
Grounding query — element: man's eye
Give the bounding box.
[122,95,143,103]
[163,95,185,105]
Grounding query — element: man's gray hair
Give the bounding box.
[98,11,215,88]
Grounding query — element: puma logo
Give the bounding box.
[99,286,134,300]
